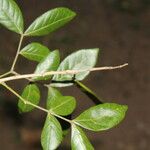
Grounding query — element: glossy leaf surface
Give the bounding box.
[18,84,40,112]
[0,0,24,34]
[52,48,99,87]
[25,7,76,36]
[33,50,60,81]
[20,42,50,62]
[41,114,63,150]
[47,87,76,116]
[71,125,94,150]
[74,103,128,131]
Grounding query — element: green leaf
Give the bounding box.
[0,0,24,34]
[46,87,62,108]
[18,84,40,112]
[71,124,94,150]
[24,7,76,36]
[52,48,99,87]
[33,50,60,81]
[41,114,63,150]
[74,103,128,131]
[20,42,50,62]
[47,87,76,116]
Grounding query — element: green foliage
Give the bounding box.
[47,87,76,116]
[52,48,99,87]
[20,42,50,62]
[0,0,128,149]
[18,84,40,112]
[0,0,24,34]
[33,50,60,81]
[74,103,128,131]
[71,124,94,150]
[41,114,63,150]
[24,7,76,36]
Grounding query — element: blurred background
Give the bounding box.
[0,0,150,149]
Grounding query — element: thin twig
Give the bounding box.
[0,82,72,124]
[11,34,24,71]
[0,63,128,83]
[0,35,24,79]
[50,112,72,124]
[11,71,20,76]
[89,63,128,72]
[1,82,49,113]
[0,71,11,79]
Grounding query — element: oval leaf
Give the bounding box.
[0,0,24,34]
[24,7,76,36]
[74,103,128,131]
[41,114,63,150]
[71,124,94,150]
[18,84,40,112]
[47,87,76,116]
[52,48,99,87]
[20,42,50,62]
[33,50,60,81]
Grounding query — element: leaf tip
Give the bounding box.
[122,105,128,113]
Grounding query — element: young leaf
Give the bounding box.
[20,42,50,62]
[52,48,99,87]
[74,103,128,131]
[24,7,76,36]
[33,50,60,81]
[18,84,40,112]
[0,0,24,34]
[47,87,76,116]
[71,124,94,150]
[41,114,63,150]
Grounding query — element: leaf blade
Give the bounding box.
[47,87,76,116]
[33,50,60,81]
[71,124,94,150]
[52,48,99,87]
[0,0,24,34]
[18,84,40,112]
[74,103,128,131]
[25,7,76,36]
[41,114,63,150]
[20,42,50,62]
[46,87,62,109]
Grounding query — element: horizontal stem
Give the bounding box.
[0,63,128,83]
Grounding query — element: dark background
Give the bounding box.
[0,0,150,149]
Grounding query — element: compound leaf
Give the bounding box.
[18,84,40,112]
[71,124,94,150]
[33,50,60,81]
[0,0,24,34]
[52,48,99,87]
[47,87,76,116]
[25,7,76,36]
[41,114,63,150]
[74,103,128,131]
[20,42,50,62]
